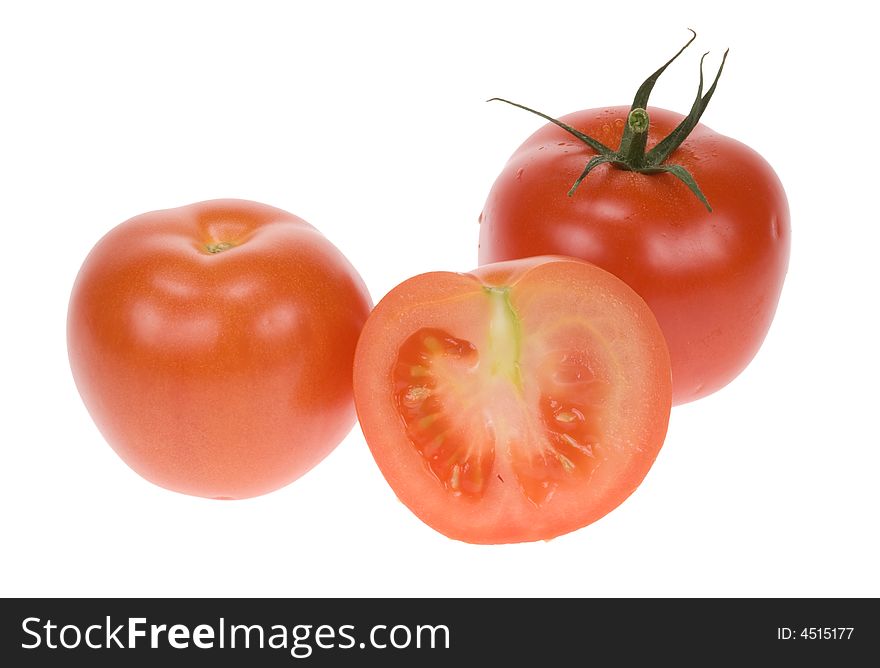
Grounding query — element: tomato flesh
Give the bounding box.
[354,256,672,543]
[394,328,490,498]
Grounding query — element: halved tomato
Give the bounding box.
[353,256,672,544]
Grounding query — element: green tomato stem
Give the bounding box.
[488,30,726,212]
[619,108,650,168]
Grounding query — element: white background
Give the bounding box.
[2,1,877,597]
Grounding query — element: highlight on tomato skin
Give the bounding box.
[353,255,672,544]
[67,199,373,500]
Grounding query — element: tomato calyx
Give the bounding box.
[204,241,236,254]
[488,29,729,211]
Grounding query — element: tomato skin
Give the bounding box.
[67,199,372,499]
[353,256,671,544]
[479,106,790,404]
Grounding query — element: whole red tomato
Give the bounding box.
[68,199,372,499]
[479,35,790,404]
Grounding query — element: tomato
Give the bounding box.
[480,37,790,404]
[353,256,671,544]
[67,199,372,499]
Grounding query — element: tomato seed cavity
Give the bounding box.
[393,325,609,506]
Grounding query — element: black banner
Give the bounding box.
[1,598,874,666]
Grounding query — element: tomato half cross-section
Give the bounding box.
[353,256,672,544]
[67,199,372,499]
